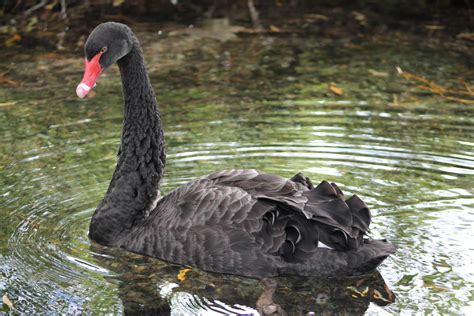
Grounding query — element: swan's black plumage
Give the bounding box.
[82,22,395,279]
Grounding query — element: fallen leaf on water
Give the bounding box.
[352,11,367,26]
[303,14,329,22]
[3,293,13,309]
[424,24,445,31]
[133,265,146,273]
[4,33,21,47]
[26,16,38,32]
[112,0,125,7]
[368,69,389,77]
[269,25,280,32]
[0,73,19,87]
[0,101,17,108]
[177,268,192,282]
[328,84,343,95]
[457,32,474,41]
[361,287,369,296]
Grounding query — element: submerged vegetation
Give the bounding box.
[1,0,473,104]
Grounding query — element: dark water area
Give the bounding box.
[1,21,473,314]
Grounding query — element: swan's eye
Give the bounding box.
[100,46,107,53]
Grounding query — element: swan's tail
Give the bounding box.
[347,238,396,274]
[277,238,396,277]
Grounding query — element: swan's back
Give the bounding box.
[120,169,395,278]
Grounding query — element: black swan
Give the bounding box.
[76,22,396,278]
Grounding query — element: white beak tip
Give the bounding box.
[76,83,91,98]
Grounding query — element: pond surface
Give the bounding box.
[1,23,473,314]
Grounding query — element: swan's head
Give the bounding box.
[76,22,133,98]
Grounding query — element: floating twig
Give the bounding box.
[24,0,47,16]
[396,67,474,104]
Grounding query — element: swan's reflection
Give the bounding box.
[91,244,395,315]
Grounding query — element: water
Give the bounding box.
[1,25,473,314]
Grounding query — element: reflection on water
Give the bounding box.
[91,244,394,315]
[1,24,473,314]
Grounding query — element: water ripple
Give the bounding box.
[1,33,474,315]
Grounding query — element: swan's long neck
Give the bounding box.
[89,39,165,245]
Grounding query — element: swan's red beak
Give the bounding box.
[76,51,104,98]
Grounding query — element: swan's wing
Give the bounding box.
[124,177,285,276]
[207,169,372,251]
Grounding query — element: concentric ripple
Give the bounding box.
[1,31,473,314]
